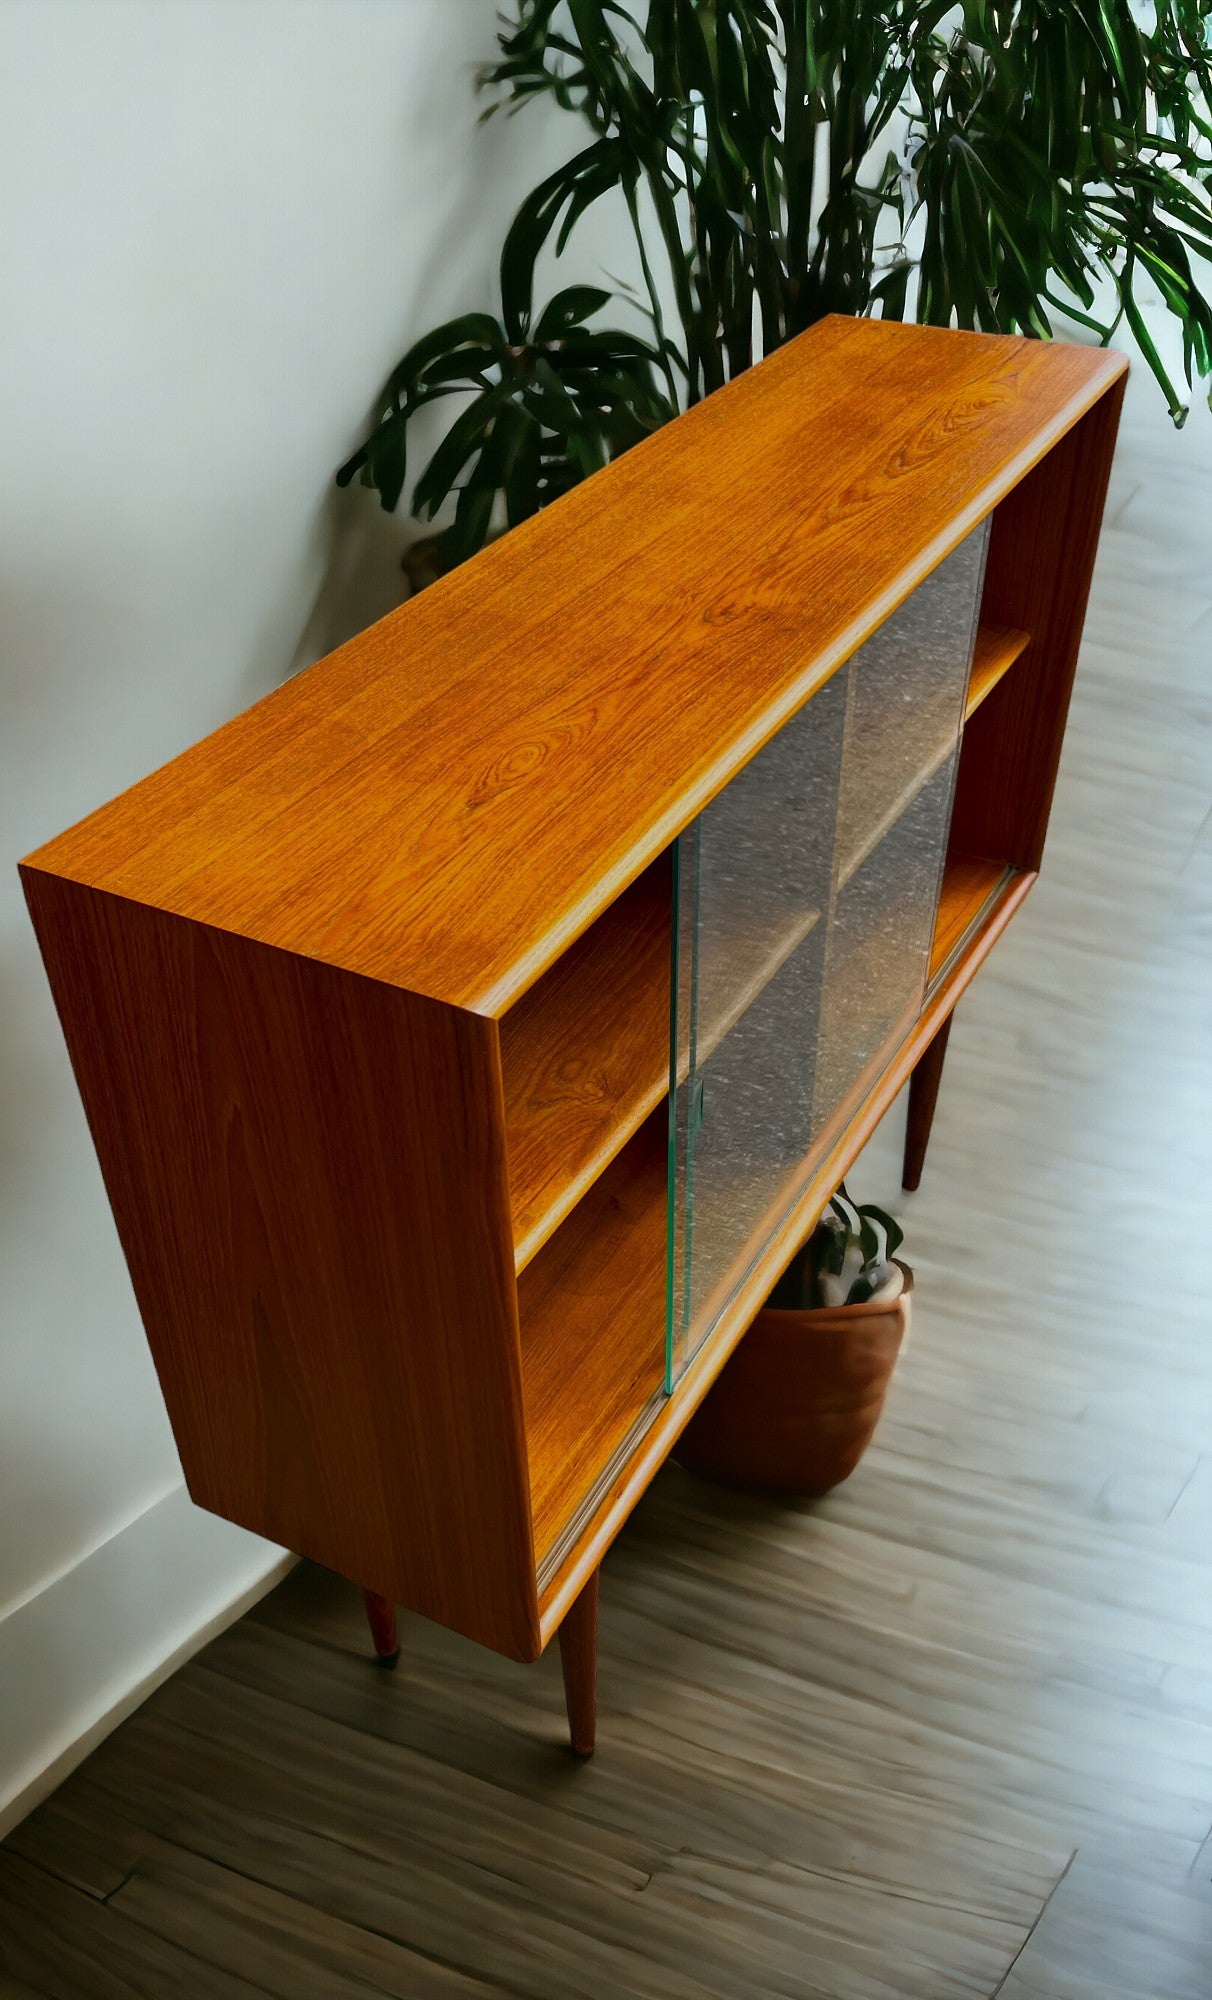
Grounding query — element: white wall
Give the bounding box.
[0,0,633,1835]
[3,0,1207,1840]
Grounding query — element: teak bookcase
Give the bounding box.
[21,318,1125,1755]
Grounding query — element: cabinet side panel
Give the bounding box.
[20,871,539,1661]
[948,378,1125,872]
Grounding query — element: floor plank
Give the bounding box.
[0,1850,270,2000]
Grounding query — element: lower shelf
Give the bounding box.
[929,855,1017,987]
[518,1111,668,1578]
[501,860,821,1276]
[501,862,670,1274]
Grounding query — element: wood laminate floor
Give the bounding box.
[3,389,1211,1999]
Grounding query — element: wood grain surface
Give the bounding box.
[902,1009,954,1191]
[501,860,671,1273]
[951,376,1126,872]
[19,875,540,1660]
[966,621,1031,719]
[23,321,1124,1015]
[5,378,1207,2000]
[929,856,1017,984]
[557,1569,600,1757]
[518,1114,669,1578]
[502,869,828,1278]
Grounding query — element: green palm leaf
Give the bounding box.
[342,0,1212,560]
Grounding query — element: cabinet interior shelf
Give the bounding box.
[502,864,821,1274]
[835,621,1031,894]
[501,863,671,1274]
[929,854,1017,987]
[836,732,954,893]
[518,1110,668,1576]
[966,623,1030,720]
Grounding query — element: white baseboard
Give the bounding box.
[0,1483,293,1839]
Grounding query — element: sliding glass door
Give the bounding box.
[667,523,989,1382]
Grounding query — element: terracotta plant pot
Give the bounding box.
[675,1264,913,1497]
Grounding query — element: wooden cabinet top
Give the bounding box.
[23,317,1125,1016]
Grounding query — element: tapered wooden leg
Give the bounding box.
[903,1010,954,1191]
[363,1588,400,1668]
[558,1569,599,1756]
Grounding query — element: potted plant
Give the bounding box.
[674,1186,912,1496]
[339,2,1212,569]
